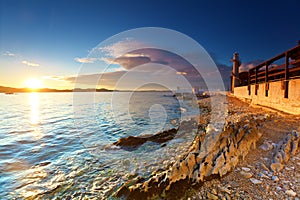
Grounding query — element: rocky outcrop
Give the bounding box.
[115,117,263,199]
[113,128,177,149]
[270,130,300,172]
[113,119,198,150]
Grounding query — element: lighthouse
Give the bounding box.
[231,52,241,92]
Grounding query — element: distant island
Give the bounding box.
[0,85,170,93]
[0,85,114,93]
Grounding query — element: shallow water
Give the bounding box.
[0,92,199,199]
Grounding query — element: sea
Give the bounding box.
[0,92,200,199]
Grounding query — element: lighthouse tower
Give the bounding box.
[231,52,241,92]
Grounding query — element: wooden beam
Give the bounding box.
[254,53,285,71]
[287,44,300,54]
[265,62,269,83]
[284,52,289,98]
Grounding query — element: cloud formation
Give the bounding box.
[74,57,98,63]
[98,38,146,57]
[101,48,201,79]
[72,39,231,90]
[239,60,264,72]
[42,76,66,81]
[103,56,151,69]
[2,51,16,57]
[22,60,40,67]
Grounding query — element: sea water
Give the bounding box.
[0,92,199,199]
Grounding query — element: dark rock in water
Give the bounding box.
[35,161,51,167]
[113,118,199,150]
[113,136,148,148]
[113,128,178,149]
[161,143,167,147]
[148,128,177,143]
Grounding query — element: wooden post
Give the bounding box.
[284,52,289,98]
[255,68,258,95]
[265,62,269,82]
[265,62,269,96]
[248,70,251,95]
[255,68,258,84]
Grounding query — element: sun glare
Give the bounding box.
[25,78,43,89]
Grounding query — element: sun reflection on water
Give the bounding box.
[29,92,43,139]
[30,92,39,125]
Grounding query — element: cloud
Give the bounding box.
[2,51,16,57]
[176,71,187,75]
[123,53,148,58]
[22,60,40,67]
[239,60,264,72]
[103,56,151,69]
[45,64,231,90]
[72,39,231,90]
[97,40,202,77]
[97,46,211,87]
[98,38,147,57]
[42,76,66,81]
[74,57,98,63]
[102,48,200,76]
[65,71,127,88]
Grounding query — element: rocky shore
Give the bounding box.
[113,94,300,199]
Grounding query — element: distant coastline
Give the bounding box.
[0,85,170,93]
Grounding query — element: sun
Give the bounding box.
[25,78,43,89]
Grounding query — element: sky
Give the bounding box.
[0,0,300,90]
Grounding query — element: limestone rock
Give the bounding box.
[259,162,270,172]
[285,189,297,197]
[258,172,269,179]
[224,193,231,200]
[259,141,273,151]
[270,162,283,172]
[240,171,252,178]
[270,130,300,172]
[250,178,262,184]
[241,167,251,172]
[218,186,231,194]
[271,175,279,181]
[207,192,218,200]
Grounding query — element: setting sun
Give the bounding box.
[25,78,43,89]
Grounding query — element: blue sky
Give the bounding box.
[1,0,300,89]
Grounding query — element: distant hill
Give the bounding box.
[0,86,114,93]
[0,65,232,93]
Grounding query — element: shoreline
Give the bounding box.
[114,94,300,199]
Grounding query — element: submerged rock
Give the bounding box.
[113,118,198,150]
[113,128,178,149]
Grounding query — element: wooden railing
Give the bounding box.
[238,44,300,98]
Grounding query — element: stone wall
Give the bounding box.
[233,79,300,115]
